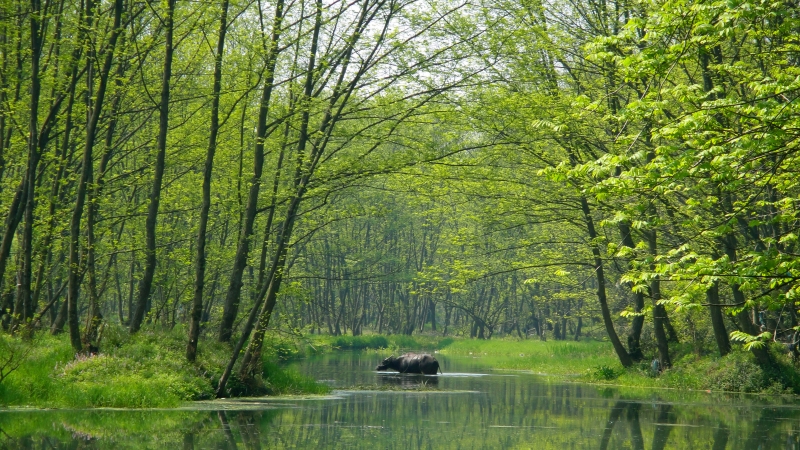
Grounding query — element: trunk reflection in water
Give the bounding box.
[2,352,800,449]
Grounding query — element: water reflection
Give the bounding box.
[599,401,674,450]
[2,352,800,449]
[376,372,439,388]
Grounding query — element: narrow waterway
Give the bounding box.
[2,351,800,448]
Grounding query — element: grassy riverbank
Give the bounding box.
[302,334,800,395]
[437,338,800,395]
[3,330,797,408]
[0,328,329,408]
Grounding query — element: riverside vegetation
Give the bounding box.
[3,330,795,409]
[1,0,800,408]
[0,327,330,408]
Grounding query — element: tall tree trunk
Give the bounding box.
[645,230,671,370]
[706,280,731,356]
[66,0,123,350]
[13,0,45,333]
[217,0,285,342]
[580,196,632,367]
[130,0,176,333]
[722,233,772,366]
[216,0,320,394]
[217,0,389,394]
[187,0,229,362]
[618,221,645,361]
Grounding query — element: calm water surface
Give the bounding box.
[3,351,800,449]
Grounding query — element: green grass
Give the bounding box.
[438,338,618,376]
[605,345,800,395]
[303,334,454,353]
[261,360,331,395]
[0,327,330,408]
[435,336,799,395]
[6,328,794,407]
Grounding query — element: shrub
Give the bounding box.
[591,365,619,381]
[331,335,389,350]
[262,360,331,395]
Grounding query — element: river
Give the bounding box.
[2,351,799,448]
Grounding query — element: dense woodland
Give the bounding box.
[1,0,800,392]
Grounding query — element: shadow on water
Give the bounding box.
[3,352,800,449]
[376,372,439,388]
[598,401,674,450]
[595,397,800,450]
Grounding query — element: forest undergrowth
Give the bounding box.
[2,331,798,409]
[308,334,800,396]
[0,327,329,408]
[438,338,800,396]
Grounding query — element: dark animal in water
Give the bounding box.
[376,353,442,374]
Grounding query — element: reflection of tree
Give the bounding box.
[627,402,645,450]
[599,401,626,450]
[743,407,785,450]
[237,412,262,450]
[653,403,675,450]
[217,411,239,449]
[651,404,674,450]
[711,424,729,450]
[599,401,674,450]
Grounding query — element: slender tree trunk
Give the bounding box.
[188,0,229,362]
[645,230,671,370]
[237,196,302,380]
[722,233,772,366]
[217,0,285,342]
[217,0,388,394]
[580,196,632,367]
[66,0,123,350]
[618,221,645,361]
[131,0,176,333]
[13,0,45,333]
[706,280,731,356]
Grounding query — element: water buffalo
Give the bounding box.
[375,353,442,374]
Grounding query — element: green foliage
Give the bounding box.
[439,338,619,375]
[430,336,798,395]
[0,334,33,383]
[591,365,619,381]
[306,334,452,354]
[0,328,330,408]
[330,335,390,350]
[261,360,331,396]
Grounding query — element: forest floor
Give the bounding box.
[0,326,329,408]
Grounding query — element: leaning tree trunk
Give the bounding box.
[12,0,45,334]
[130,0,176,333]
[66,0,123,350]
[580,196,632,368]
[706,280,731,356]
[187,0,230,362]
[618,220,645,361]
[645,230,671,370]
[217,0,285,343]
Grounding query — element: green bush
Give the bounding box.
[262,360,331,395]
[591,365,619,381]
[331,335,389,350]
[0,328,331,408]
